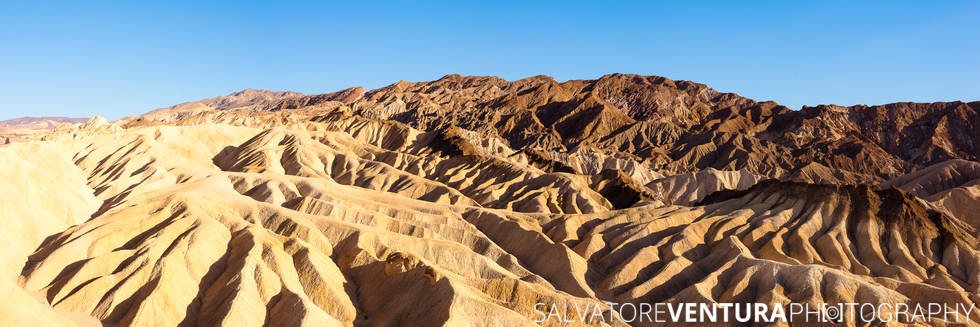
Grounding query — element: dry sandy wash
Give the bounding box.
[0,74,978,326]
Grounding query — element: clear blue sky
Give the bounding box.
[1,1,978,120]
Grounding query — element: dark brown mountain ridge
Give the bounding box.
[126,73,979,184]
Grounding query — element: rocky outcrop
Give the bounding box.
[883,159,980,236]
[646,168,767,205]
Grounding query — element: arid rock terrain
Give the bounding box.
[0,74,977,326]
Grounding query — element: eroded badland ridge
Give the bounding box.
[0,74,978,326]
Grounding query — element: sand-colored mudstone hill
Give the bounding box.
[1,74,978,326]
